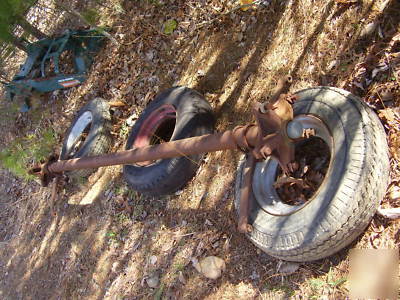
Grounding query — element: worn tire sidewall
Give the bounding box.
[60,98,111,178]
[235,87,390,261]
[123,86,214,195]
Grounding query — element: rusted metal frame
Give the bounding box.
[44,125,260,174]
[238,154,256,233]
[31,76,299,233]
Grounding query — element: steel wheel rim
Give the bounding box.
[132,104,177,166]
[65,111,93,158]
[252,114,334,216]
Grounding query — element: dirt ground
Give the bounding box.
[0,0,399,299]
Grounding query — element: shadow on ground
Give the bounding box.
[1,0,399,299]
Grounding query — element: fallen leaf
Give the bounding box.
[164,19,178,35]
[149,255,158,265]
[240,0,255,11]
[335,0,358,3]
[108,100,127,107]
[389,186,400,201]
[273,176,310,189]
[378,108,397,123]
[146,273,159,288]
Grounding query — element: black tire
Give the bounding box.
[60,98,112,178]
[123,86,215,196]
[235,87,390,262]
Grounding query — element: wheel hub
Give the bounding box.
[252,114,333,216]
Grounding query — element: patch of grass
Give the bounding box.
[126,188,138,200]
[115,212,130,223]
[82,8,100,25]
[118,121,130,139]
[306,273,346,300]
[309,278,325,291]
[112,1,125,14]
[263,282,295,298]
[177,239,186,247]
[106,230,120,244]
[0,102,19,122]
[174,263,185,272]
[0,128,57,180]
[114,184,126,195]
[153,282,164,300]
[326,269,346,288]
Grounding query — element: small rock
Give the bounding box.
[146,273,159,288]
[377,207,400,219]
[307,64,316,73]
[149,255,157,265]
[278,261,300,275]
[193,256,226,280]
[126,114,137,126]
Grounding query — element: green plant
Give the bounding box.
[81,8,100,25]
[106,231,119,244]
[153,283,164,300]
[264,282,295,298]
[119,121,129,139]
[115,212,130,223]
[114,184,126,195]
[174,263,185,272]
[0,128,57,179]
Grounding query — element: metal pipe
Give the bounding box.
[47,126,259,174]
[238,154,255,233]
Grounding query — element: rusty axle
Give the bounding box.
[46,125,260,174]
[31,77,300,234]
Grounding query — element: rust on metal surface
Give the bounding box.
[29,155,60,187]
[46,126,260,174]
[29,76,302,234]
[252,95,298,174]
[238,154,256,233]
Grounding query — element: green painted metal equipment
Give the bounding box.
[4,29,105,110]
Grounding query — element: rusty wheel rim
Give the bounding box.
[252,114,333,216]
[132,104,177,166]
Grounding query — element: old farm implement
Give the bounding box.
[3,29,105,111]
[30,77,390,262]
